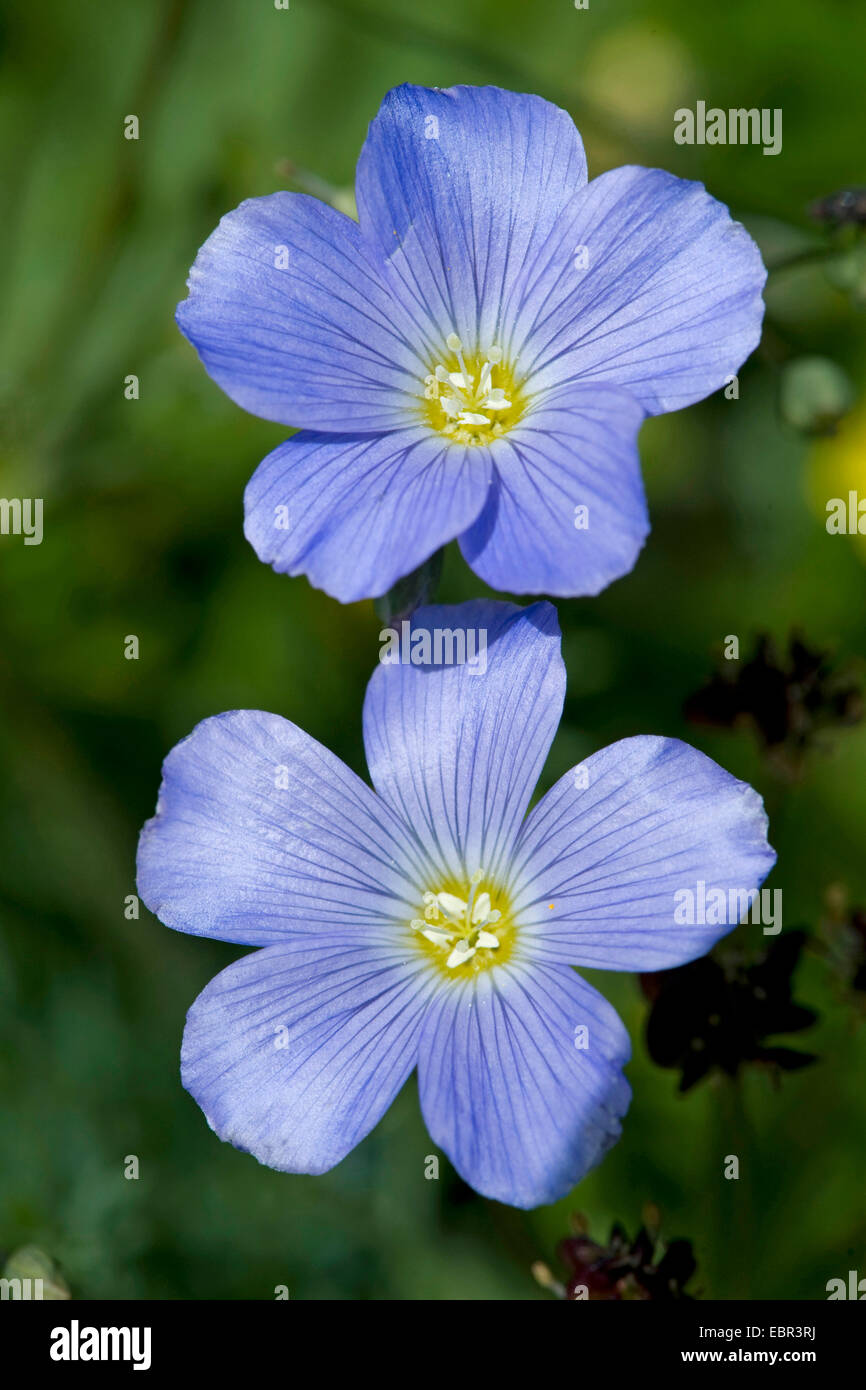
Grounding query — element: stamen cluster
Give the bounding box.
[412,868,503,968]
[424,334,514,445]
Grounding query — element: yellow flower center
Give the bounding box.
[422,333,525,445]
[410,869,515,976]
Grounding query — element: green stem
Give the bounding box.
[374,548,445,626]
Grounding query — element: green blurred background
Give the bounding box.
[1,0,865,1300]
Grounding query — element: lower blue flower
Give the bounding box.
[137,601,776,1208]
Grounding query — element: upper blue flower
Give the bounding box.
[136,600,775,1208]
[176,84,766,604]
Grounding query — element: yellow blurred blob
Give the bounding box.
[808,407,866,559]
[582,24,698,139]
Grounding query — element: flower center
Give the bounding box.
[422,334,524,445]
[410,869,513,974]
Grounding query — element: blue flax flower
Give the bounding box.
[137,601,775,1207]
[176,83,766,603]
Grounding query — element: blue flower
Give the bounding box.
[137,600,775,1208]
[176,84,766,604]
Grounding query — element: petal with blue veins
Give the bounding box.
[363,599,565,884]
[244,427,490,604]
[176,192,425,432]
[182,938,438,1173]
[356,83,588,353]
[417,959,631,1208]
[518,166,766,414]
[459,383,649,597]
[137,710,427,945]
[508,736,776,970]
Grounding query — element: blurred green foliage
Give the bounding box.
[1,0,865,1300]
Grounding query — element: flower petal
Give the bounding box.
[182,938,436,1173]
[417,961,631,1208]
[363,599,565,884]
[176,192,425,431]
[137,710,425,945]
[356,83,588,352]
[517,166,766,414]
[508,735,776,969]
[459,383,648,596]
[244,427,490,603]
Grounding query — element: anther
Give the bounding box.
[446,940,476,969]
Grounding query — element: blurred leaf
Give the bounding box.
[779,356,855,435]
[3,1245,70,1300]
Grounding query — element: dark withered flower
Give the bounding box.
[534,1210,697,1300]
[818,884,866,1001]
[640,932,818,1090]
[809,188,866,227]
[840,912,866,993]
[684,633,862,776]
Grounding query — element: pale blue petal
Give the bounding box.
[417,961,631,1208]
[137,710,426,944]
[508,735,776,969]
[182,938,437,1173]
[244,427,490,603]
[176,192,425,431]
[363,600,564,883]
[356,83,587,353]
[513,166,766,414]
[459,383,648,596]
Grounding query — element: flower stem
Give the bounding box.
[374,549,445,625]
